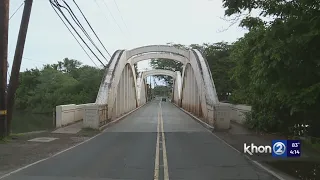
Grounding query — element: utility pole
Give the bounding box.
[0,0,9,138]
[6,0,33,135]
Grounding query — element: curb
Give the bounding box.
[172,103,214,131]
[171,102,287,180]
[99,102,149,131]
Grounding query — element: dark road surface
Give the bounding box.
[1,100,279,180]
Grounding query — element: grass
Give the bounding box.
[11,111,54,133]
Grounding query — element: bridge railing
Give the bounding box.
[55,104,89,128]
[174,101,250,130]
[82,104,108,129]
[55,103,110,129]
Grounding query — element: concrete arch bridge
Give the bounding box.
[56,45,232,130]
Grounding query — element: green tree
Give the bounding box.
[223,0,320,135]
[14,58,103,113]
[201,42,235,101]
[152,85,171,96]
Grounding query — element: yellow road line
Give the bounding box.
[153,105,160,180]
[160,102,170,180]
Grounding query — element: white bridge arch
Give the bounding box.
[93,45,226,129]
[137,69,179,106]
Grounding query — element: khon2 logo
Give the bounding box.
[243,140,301,157]
[271,140,288,157]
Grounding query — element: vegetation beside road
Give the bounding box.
[222,0,320,138]
[15,58,103,114]
[9,58,103,133]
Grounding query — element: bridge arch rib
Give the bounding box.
[126,45,190,59]
[142,69,176,79]
[128,52,189,65]
[95,45,220,127]
[137,69,180,106]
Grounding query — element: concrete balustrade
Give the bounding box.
[203,103,251,129]
[83,104,108,129]
[55,104,90,127]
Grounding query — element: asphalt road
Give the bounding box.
[2,100,278,180]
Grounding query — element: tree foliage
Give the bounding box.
[15,58,103,113]
[152,85,171,96]
[223,0,320,136]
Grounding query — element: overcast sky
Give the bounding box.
[8,0,246,74]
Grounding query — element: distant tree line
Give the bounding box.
[14,58,103,113]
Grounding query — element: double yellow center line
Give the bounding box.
[154,101,169,180]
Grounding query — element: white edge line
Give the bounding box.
[0,102,150,179]
[0,132,101,179]
[171,102,286,180]
[172,103,214,131]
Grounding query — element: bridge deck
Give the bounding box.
[3,101,276,180]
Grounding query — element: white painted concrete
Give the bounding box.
[137,69,180,105]
[142,69,176,79]
[128,52,189,65]
[126,45,190,59]
[55,104,90,128]
[214,103,231,129]
[83,104,107,129]
[173,71,182,103]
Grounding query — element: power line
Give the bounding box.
[101,0,126,37]
[9,1,24,20]
[58,1,109,62]
[112,0,129,32]
[50,1,98,67]
[22,57,47,64]
[50,0,105,67]
[50,0,105,66]
[94,0,127,46]
[94,0,109,23]
[72,0,111,57]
